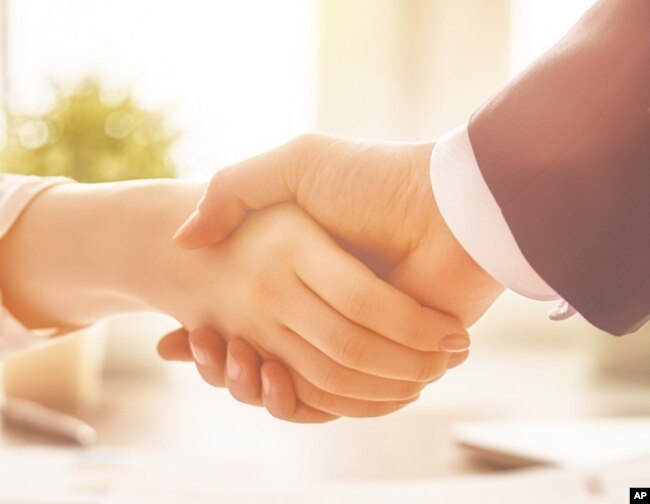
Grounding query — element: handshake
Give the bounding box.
[157,134,504,423]
[0,133,503,424]
[2,0,641,425]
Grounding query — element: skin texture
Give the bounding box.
[174,136,502,324]
[164,135,504,421]
[0,180,468,421]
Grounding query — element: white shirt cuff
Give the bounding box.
[429,124,559,301]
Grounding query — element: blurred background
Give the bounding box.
[0,0,648,494]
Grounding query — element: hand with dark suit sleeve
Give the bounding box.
[466,0,650,335]
[162,0,649,419]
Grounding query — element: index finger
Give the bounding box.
[293,239,469,353]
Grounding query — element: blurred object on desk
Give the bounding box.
[2,325,106,413]
[1,397,97,446]
[454,417,650,469]
[1,313,179,419]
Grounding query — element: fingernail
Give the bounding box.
[440,334,470,352]
[190,341,209,366]
[173,209,200,241]
[261,371,272,397]
[227,356,242,382]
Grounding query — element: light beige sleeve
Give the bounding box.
[0,175,73,358]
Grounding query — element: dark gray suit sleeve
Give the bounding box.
[468,0,650,335]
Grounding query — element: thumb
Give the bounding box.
[173,141,299,249]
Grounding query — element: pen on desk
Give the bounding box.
[0,397,97,446]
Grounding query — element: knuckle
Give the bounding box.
[245,249,295,308]
[248,274,284,307]
[397,381,423,400]
[263,221,298,256]
[415,355,441,382]
[289,133,320,152]
[341,283,372,322]
[260,216,293,246]
[207,166,232,195]
[425,355,447,382]
[358,400,394,418]
[304,383,333,411]
[333,334,368,369]
[404,308,429,350]
[319,364,350,395]
[381,381,418,402]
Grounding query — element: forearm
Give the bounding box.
[0,179,205,329]
[468,0,650,334]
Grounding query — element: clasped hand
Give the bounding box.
[159,134,503,423]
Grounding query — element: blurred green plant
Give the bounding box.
[0,79,177,182]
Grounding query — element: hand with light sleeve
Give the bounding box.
[0,179,473,423]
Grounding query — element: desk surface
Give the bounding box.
[2,337,649,483]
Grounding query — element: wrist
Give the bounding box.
[389,142,505,325]
[0,179,205,328]
[101,180,207,319]
[396,209,504,327]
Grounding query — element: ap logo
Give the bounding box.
[631,488,650,502]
